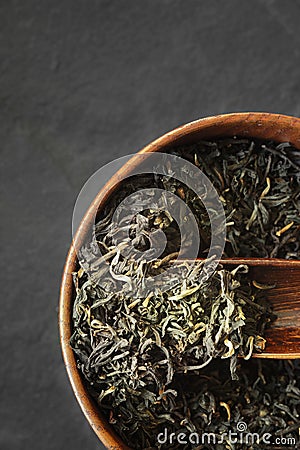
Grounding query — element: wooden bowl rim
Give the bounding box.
[59,112,300,449]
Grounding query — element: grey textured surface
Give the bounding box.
[1,1,300,449]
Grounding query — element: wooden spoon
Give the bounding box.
[210,258,300,359]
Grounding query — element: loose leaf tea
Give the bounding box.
[170,138,300,259]
[71,261,274,449]
[71,260,272,374]
[70,137,300,449]
[117,358,300,450]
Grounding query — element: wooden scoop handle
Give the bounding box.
[212,258,300,359]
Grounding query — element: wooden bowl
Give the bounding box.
[59,112,300,450]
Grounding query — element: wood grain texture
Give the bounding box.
[216,258,300,358]
[59,112,300,449]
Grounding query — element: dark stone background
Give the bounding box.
[1,1,300,449]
